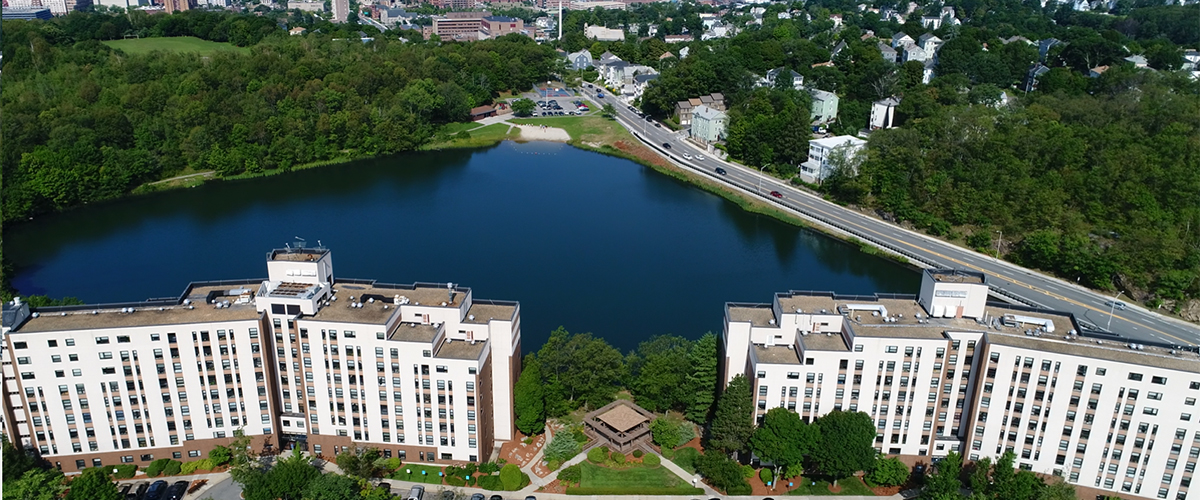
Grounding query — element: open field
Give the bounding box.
[422,123,518,150]
[788,475,876,495]
[103,36,249,56]
[564,460,702,494]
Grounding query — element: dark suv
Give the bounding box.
[163,481,188,500]
[143,480,168,500]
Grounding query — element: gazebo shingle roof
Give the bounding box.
[596,403,649,432]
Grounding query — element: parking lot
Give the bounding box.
[531,98,588,117]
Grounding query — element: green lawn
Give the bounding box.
[387,463,445,485]
[577,460,692,490]
[509,115,634,145]
[422,123,517,150]
[102,36,249,56]
[787,476,876,495]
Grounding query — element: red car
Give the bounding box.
[770,191,783,199]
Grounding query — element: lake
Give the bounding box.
[5,141,919,352]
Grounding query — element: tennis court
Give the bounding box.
[536,85,573,98]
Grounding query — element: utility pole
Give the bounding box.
[1106,290,1125,331]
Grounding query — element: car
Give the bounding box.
[662,143,672,149]
[695,154,705,161]
[1105,300,1127,310]
[163,481,188,500]
[133,482,150,500]
[597,93,604,98]
[525,497,537,500]
[470,495,486,500]
[770,191,783,198]
[119,484,133,498]
[682,153,692,160]
[143,480,168,500]
[406,485,425,500]
[715,167,727,175]
[645,116,652,121]
[654,122,661,128]
[489,496,504,500]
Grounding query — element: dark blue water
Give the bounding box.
[6,141,918,351]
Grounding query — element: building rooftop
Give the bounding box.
[16,284,262,333]
[728,305,776,327]
[269,248,328,262]
[929,269,985,284]
[753,344,802,364]
[777,293,839,315]
[596,403,650,432]
[387,322,440,343]
[464,302,516,324]
[810,135,865,149]
[308,282,464,324]
[433,337,487,360]
[987,331,1200,374]
[799,332,850,351]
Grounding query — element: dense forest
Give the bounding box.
[0,11,559,226]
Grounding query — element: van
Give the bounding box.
[406,485,424,500]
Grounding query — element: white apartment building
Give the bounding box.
[799,135,866,182]
[724,269,1199,500]
[1,246,520,473]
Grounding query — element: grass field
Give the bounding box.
[509,115,632,145]
[387,464,445,485]
[577,460,691,490]
[787,475,876,495]
[103,36,249,56]
[422,123,518,150]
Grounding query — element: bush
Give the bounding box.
[111,464,137,479]
[632,450,643,458]
[522,437,534,445]
[726,482,753,495]
[741,464,754,478]
[146,459,172,477]
[208,445,232,466]
[544,433,582,464]
[181,460,214,475]
[650,418,681,449]
[500,464,523,490]
[163,460,182,476]
[661,447,675,459]
[546,460,562,471]
[643,454,660,467]
[558,464,582,485]
[479,462,500,474]
[759,468,773,484]
[384,457,402,471]
[611,452,625,465]
[446,474,466,487]
[866,457,910,487]
[570,425,588,444]
[587,447,608,463]
[477,475,502,490]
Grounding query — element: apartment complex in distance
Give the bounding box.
[1,246,521,473]
[724,269,1199,500]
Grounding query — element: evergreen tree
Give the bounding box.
[708,374,754,454]
[921,452,965,500]
[685,332,719,422]
[514,354,546,435]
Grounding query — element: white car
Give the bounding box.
[694,154,705,161]
[682,153,693,160]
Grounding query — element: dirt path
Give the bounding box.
[147,171,215,185]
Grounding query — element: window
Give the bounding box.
[854,345,863,352]
[1152,376,1168,385]
[99,352,113,360]
[886,346,898,353]
[1130,373,1144,381]
[95,337,110,344]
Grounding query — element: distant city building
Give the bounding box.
[3,0,67,15]
[1,6,52,19]
[332,0,349,22]
[585,24,625,41]
[290,1,325,11]
[663,34,691,43]
[571,0,624,8]
[1,246,521,471]
[431,12,491,40]
[480,15,526,38]
[799,135,865,181]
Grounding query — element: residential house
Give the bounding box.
[1023,63,1051,92]
[809,89,839,124]
[869,97,901,130]
[1037,38,1063,62]
[892,32,914,49]
[664,34,691,43]
[777,11,791,19]
[829,13,843,28]
[470,105,497,121]
[675,93,725,126]
[1124,55,1148,68]
[921,59,936,84]
[566,49,594,70]
[918,33,942,54]
[901,43,930,63]
[604,62,655,89]
[1088,65,1109,78]
[289,26,307,35]
[631,74,659,101]
[758,67,804,90]
[1184,49,1200,70]
[831,40,848,58]
[1001,35,1033,45]
[585,24,624,41]
[920,16,942,30]
[679,46,691,58]
[799,135,867,181]
[878,42,898,63]
[701,23,732,40]
[690,105,728,144]
[597,51,623,66]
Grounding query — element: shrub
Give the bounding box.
[181,460,213,475]
[726,482,753,495]
[479,462,500,474]
[677,422,696,446]
[499,464,523,490]
[643,453,660,467]
[661,447,675,459]
[632,450,643,458]
[477,475,502,490]
[611,452,625,465]
[544,433,582,464]
[741,464,754,478]
[866,457,910,487]
[759,468,773,484]
[163,460,182,476]
[146,459,172,477]
[587,447,608,463]
[650,418,682,449]
[446,474,466,487]
[208,445,232,466]
[558,464,582,486]
[522,437,534,445]
[570,425,588,444]
[546,460,562,471]
[111,464,138,479]
[384,457,402,471]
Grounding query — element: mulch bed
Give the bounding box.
[537,479,568,493]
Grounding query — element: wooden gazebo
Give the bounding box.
[583,400,654,453]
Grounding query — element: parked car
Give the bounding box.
[119,484,133,498]
[406,485,425,500]
[133,482,150,500]
[715,167,726,175]
[163,481,188,500]
[770,191,783,198]
[597,93,604,98]
[654,122,661,127]
[470,495,486,500]
[489,496,504,500]
[143,480,168,500]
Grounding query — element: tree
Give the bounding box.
[685,332,719,422]
[866,457,909,487]
[514,355,546,435]
[335,447,382,479]
[920,451,964,500]
[511,98,536,117]
[812,410,877,485]
[601,103,617,119]
[971,452,1042,500]
[537,328,625,414]
[748,407,815,472]
[2,434,38,485]
[64,467,121,500]
[243,449,319,500]
[301,473,360,500]
[650,418,683,449]
[208,445,232,466]
[696,452,751,494]
[708,374,754,454]
[4,468,66,500]
[628,335,693,413]
[499,464,524,490]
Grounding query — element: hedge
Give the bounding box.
[642,454,660,466]
[146,459,172,477]
[446,475,466,487]
[586,447,607,463]
[565,487,705,495]
[632,449,643,458]
[111,464,138,479]
[163,460,182,476]
[181,459,214,474]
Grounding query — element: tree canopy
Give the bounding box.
[811,410,877,483]
[514,354,547,435]
[748,407,816,470]
[708,374,755,454]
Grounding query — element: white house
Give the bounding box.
[800,135,866,181]
[758,67,805,90]
[892,32,914,49]
[869,97,901,130]
[901,43,931,63]
[918,33,943,54]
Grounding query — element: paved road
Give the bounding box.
[578,87,1200,348]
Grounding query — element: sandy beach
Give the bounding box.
[516,124,571,142]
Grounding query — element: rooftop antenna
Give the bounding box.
[294,236,307,249]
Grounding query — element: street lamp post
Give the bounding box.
[1106,290,1125,331]
[994,230,1003,257]
[758,165,768,194]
